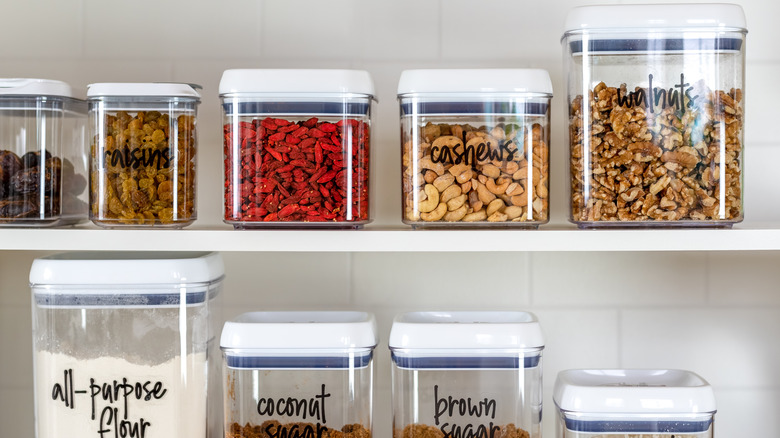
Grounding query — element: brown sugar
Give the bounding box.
[394,423,530,438]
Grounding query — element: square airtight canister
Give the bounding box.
[553,369,716,438]
[562,4,747,227]
[30,252,224,438]
[389,311,545,438]
[220,311,378,438]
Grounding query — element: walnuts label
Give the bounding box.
[616,73,699,113]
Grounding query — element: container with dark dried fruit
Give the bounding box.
[220,69,374,228]
[0,79,87,226]
[563,4,747,227]
[88,83,200,228]
[398,69,552,228]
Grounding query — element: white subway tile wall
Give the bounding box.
[0,0,778,437]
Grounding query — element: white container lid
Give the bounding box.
[0,78,74,98]
[219,69,375,97]
[29,252,224,287]
[397,69,553,96]
[221,311,378,350]
[87,82,201,99]
[554,369,716,414]
[389,311,544,350]
[564,4,746,33]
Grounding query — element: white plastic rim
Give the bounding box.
[554,369,717,414]
[0,78,74,98]
[220,311,378,350]
[397,69,553,96]
[388,311,544,351]
[87,82,201,99]
[563,3,747,33]
[29,252,225,288]
[219,69,375,97]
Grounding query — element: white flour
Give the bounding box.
[35,351,207,438]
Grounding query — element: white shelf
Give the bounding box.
[3,222,780,252]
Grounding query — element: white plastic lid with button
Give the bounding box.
[219,69,375,97]
[29,252,224,307]
[554,369,716,434]
[563,3,747,33]
[221,311,378,369]
[87,82,201,99]
[398,69,553,96]
[0,78,75,98]
[389,311,544,369]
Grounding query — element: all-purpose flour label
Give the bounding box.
[35,352,207,438]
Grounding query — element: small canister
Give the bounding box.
[398,69,553,227]
[220,69,374,228]
[87,83,200,228]
[553,369,716,438]
[0,78,87,226]
[30,252,224,438]
[563,4,747,227]
[389,311,545,438]
[220,311,377,438]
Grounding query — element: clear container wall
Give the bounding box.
[400,97,550,227]
[555,411,714,438]
[392,352,543,438]
[89,97,199,228]
[0,96,87,226]
[222,97,372,228]
[31,281,222,438]
[564,30,746,227]
[222,352,374,438]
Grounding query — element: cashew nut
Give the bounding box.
[489,126,506,140]
[419,157,445,176]
[482,164,501,179]
[448,163,473,184]
[512,165,541,186]
[486,198,506,217]
[477,174,488,185]
[486,177,510,195]
[440,184,462,204]
[511,193,529,207]
[475,181,496,205]
[423,169,437,183]
[505,182,524,196]
[447,193,468,211]
[504,206,524,220]
[421,202,447,221]
[504,161,520,175]
[462,209,487,222]
[468,190,483,212]
[460,180,472,193]
[443,204,468,222]
[536,180,548,199]
[418,184,440,213]
[432,135,463,151]
[487,211,508,222]
[433,173,455,192]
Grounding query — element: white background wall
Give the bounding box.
[1,0,779,437]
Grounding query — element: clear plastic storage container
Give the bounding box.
[0,78,87,226]
[398,69,552,228]
[30,252,224,438]
[220,311,377,438]
[220,69,374,228]
[563,4,746,227]
[389,312,544,438]
[88,83,200,228]
[553,369,716,438]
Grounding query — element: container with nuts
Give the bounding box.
[88,83,200,228]
[220,69,374,229]
[398,69,552,228]
[563,4,747,227]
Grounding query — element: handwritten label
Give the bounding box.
[433,385,501,438]
[104,146,171,171]
[50,368,167,438]
[430,132,518,168]
[257,384,332,438]
[616,73,699,113]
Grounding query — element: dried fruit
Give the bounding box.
[223,117,370,225]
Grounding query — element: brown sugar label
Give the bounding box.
[431,385,510,438]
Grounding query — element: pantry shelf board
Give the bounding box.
[2,222,780,252]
